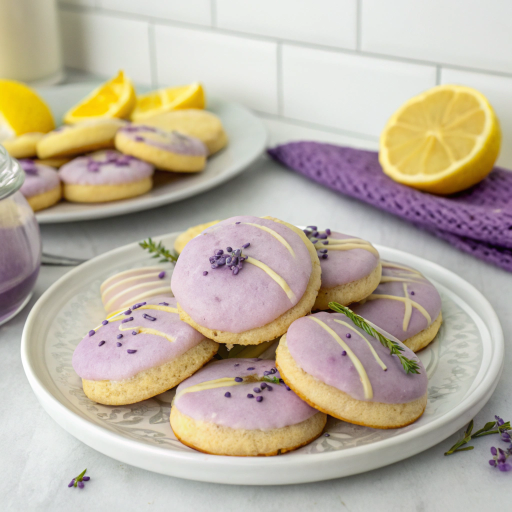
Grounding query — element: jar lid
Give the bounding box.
[0,145,24,201]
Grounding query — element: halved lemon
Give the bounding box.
[379,85,501,195]
[0,80,55,141]
[130,83,205,122]
[63,71,136,124]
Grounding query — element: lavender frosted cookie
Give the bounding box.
[276,311,428,429]
[303,226,381,310]
[72,296,218,405]
[351,261,442,352]
[101,265,173,315]
[59,149,154,203]
[115,125,207,172]
[170,358,326,456]
[37,118,126,159]
[171,215,321,345]
[19,159,61,211]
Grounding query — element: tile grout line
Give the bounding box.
[57,4,512,81]
[356,0,362,51]
[148,23,159,89]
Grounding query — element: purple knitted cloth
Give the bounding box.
[268,142,512,272]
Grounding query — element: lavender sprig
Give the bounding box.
[328,301,421,374]
[489,445,512,472]
[139,238,178,264]
[68,468,90,489]
[444,416,511,456]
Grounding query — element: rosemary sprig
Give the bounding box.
[328,301,421,374]
[262,376,281,384]
[444,418,511,455]
[139,238,178,264]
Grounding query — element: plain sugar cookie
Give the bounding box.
[170,358,326,456]
[276,311,428,429]
[3,132,45,158]
[72,296,218,405]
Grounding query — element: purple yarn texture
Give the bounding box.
[268,142,512,272]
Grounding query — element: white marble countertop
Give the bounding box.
[2,100,510,510]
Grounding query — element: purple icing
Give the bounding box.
[120,125,207,157]
[286,312,427,403]
[59,150,153,186]
[351,261,442,342]
[72,296,206,381]
[19,160,60,198]
[174,359,318,430]
[171,216,313,333]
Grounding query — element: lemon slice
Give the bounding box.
[379,85,501,194]
[63,71,136,124]
[130,83,205,122]
[0,80,55,142]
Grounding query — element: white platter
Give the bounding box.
[33,84,267,223]
[21,232,504,485]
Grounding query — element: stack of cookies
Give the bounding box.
[72,215,442,456]
[6,110,228,211]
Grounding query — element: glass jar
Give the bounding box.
[0,146,41,325]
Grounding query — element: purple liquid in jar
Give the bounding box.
[0,192,41,324]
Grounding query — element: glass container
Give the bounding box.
[0,146,41,325]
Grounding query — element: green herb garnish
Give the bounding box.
[262,376,281,384]
[139,238,178,264]
[328,301,421,374]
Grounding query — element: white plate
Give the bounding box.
[33,84,267,223]
[21,233,504,485]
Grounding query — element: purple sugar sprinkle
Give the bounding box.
[235,221,241,224]
[266,385,273,391]
[209,256,216,263]
[312,231,319,237]
[326,229,332,235]
[324,433,330,437]
[323,241,329,245]
[87,162,100,173]
[135,136,145,142]
[226,257,232,264]
[143,313,156,321]
[68,480,75,487]
[117,334,123,339]
[233,267,239,275]
[307,225,317,230]
[203,271,208,276]
[342,350,347,356]
[271,369,277,374]
[88,330,95,337]
[234,377,243,382]
[158,271,166,279]
[98,340,105,347]
[158,302,168,306]
[263,371,270,376]
[319,249,327,254]
[312,239,318,244]
[247,367,255,370]
[346,333,351,338]
[78,482,84,489]
[132,330,138,335]
[123,309,132,315]
[318,233,328,239]
[226,246,232,252]
[224,392,231,398]
[121,317,134,323]
[82,477,90,482]
[242,243,250,249]
[102,320,108,325]
[322,254,328,259]
[234,363,240,366]
[216,249,224,256]
[253,387,261,393]
[116,342,122,347]
[260,383,267,389]
[410,291,415,295]
[285,386,291,391]
[127,349,137,354]
[256,396,263,402]
[132,302,147,309]
[211,263,219,269]
[247,394,254,399]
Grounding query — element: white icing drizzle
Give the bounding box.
[381,261,422,275]
[333,319,387,371]
[175,377,243,399]
[313,235,379,258]
[365,293,432,329]
[402,283,413,331]
[100,266,166,293]
[245,256,296,302]
[114,286,173,310]
[241,222,296,258]
[309,317,373,400]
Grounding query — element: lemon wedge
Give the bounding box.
[63,71,136,124]
[379,85,501,194]
[130,83,205,122]
[0,80,55,142]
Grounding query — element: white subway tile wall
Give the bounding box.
[58,0,512,166]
